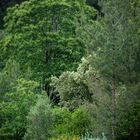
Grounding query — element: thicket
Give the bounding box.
[0,0,140,140]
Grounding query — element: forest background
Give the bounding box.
[0,0,140,140]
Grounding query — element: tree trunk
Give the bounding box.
[111,48,117,139]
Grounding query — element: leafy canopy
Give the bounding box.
[0,0,96,83]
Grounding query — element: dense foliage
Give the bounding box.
[0,0,95,83]
[0,0,140,140]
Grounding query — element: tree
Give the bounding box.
[0,0,96,84]
[96,0,140,138]
[51,57,105,110]
[82,0,140,138]
[24,94,54,140]
[69,0,140,138]
[0,78,38,140]
[51,57,111,136]
[0,59,20,99]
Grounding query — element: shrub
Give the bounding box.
[80,132,107,140]
[71,107,91,136]
[53,107,72,135]
[53,107,91,137]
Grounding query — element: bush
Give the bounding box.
[49,133,107,140]
[71,107,91,136]
[53,107,72,135]
[53,107,91,137]
[80,132,107,140]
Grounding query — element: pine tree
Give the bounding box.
[94,0,140,138]
[79,0,140,138]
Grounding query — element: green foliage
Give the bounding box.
[71,107,91,136]
[116,99,140,140]
[25,100,92,140]
[0,0,140,139]
[51,57,109,110]
[49,134,107,140]
[79,0,140,138]
[80,132,107,140]
[93,0,140,83]
[0,59,20,97]
[0,0,96,83]
[116,83,140,140]
[53,107,91,137]
[51,57,111,136]
[0,78,38,140]
[53,107,71,135]
[24,94,54,140]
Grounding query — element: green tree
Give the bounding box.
[0,0,96,84]
[0,59,20,99]
[85,0,140,138]
[51,57,111,136]
[0,78,38,140]
[24,94,54,140]
[51,0,140,138]
[51,57,106,110]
